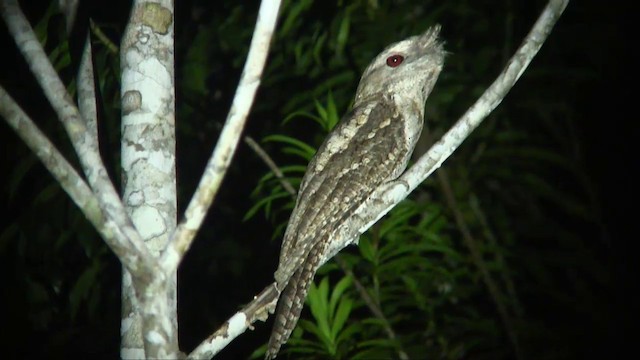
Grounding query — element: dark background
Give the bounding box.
[0,0,634,359]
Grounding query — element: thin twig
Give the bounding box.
[469,193,524,317]
[58,0,79,34]
[244,135,297,197]
[89,19,119,54]
[437,169,521,359]
[335,256,409,360]
[208,112,297,197]
[78,32,98,141]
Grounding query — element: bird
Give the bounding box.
[266,25,445,359]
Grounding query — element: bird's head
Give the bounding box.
[355,25,445,107]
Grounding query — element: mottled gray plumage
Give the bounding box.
[266,26,445,359]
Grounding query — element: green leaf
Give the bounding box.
[313,99,329,128]
[243,191,290,221]
[69,261,102,321]
[307,277,334,351]
[335,322,361,345]
[335,11,351,58]
[325,91,340,130]
[33,1,59,45]
[358,235,376,263]
[328,275,353,322]
[263,134,316,160]
[282,109,324,128]
[7,155,37,204]
[312,31,328,66]
[281,147,315,161]
[298,319,323,342]
[279,0,314,36]
[33,182,61,205]
[331,297,353,340]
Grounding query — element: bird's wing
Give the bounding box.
[274,97,415,286]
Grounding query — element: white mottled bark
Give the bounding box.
[119,1,178,358]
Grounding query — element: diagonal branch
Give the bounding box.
[160,0,283,274]
[188,283,280,359]
[403,0,569,192]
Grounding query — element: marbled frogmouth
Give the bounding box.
[266,26,445,359]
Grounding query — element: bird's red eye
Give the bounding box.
[386,54,404,67]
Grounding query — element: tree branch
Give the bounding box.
[78,33,99,141]
[160,0,282,274]
[188,284,280,359]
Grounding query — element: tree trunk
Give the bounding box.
[119,1,178,358]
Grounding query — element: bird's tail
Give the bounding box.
[266,242,325,359]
